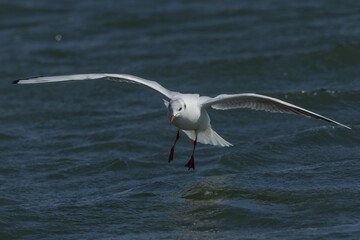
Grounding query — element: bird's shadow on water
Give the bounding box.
[159,170,289,233]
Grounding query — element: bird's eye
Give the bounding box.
[179,107,182,111]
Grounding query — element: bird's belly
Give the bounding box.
[172,110,210,131]
[172,119,198,130]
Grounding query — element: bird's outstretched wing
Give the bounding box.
[13,73,177,100]
[202,93,351,129]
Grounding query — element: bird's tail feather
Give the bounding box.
[182,128,232,147]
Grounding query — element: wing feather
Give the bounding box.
[13,73,177,100]
[202,93,351,129]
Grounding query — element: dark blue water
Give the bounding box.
[1,0,360,239]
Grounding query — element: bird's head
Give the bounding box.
[168,98,186,123]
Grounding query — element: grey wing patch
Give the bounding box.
[211,94,290,112]
[13,73,178,100]
[204,93,351,129]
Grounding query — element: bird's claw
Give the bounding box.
[184,155,195,170]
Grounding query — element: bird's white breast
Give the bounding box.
[170,94,210,131]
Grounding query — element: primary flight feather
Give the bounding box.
[14,73,351,169]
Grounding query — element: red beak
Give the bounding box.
[170,115,176,123]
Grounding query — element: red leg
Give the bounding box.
[185,136,197,170]
[168,130,180,163]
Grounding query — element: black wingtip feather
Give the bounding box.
[13,80,20,84]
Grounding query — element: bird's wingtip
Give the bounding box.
[338,122,352,130]
[12,79,20,84]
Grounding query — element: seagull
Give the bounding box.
[13,73,351,169]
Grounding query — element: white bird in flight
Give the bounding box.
[14,73,351,169]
